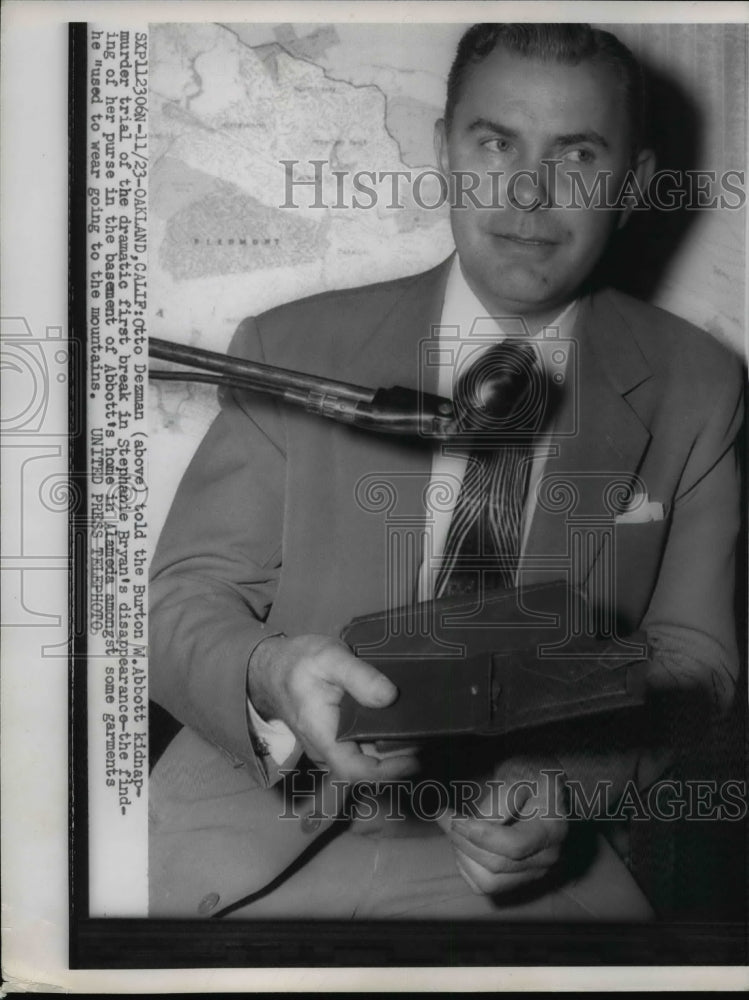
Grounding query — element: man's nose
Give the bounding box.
[506,159,551,212]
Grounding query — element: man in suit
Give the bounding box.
[149,24,742,919]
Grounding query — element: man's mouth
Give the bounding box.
[491,232,559,247]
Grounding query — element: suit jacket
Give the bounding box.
[149,258,743,913]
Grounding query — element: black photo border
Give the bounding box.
[67,19,748,972]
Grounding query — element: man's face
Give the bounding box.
[436,48,651,320]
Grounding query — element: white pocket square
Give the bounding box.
[615,493,666,524]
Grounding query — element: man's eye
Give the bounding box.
[565,148,596,164]
[483,137,513,153]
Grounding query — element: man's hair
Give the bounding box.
[445,23,647,153]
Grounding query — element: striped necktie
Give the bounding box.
[434,338,547,599]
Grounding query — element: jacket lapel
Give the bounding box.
[327,261,452,618]
[522,288,655,592]
[338,260,452,393]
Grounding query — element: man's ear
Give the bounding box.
[617,147,656,229]
[434,118,450,175]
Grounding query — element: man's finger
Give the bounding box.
[295,678,419,783]
[360,741,422,760]
[450,813,565,861]
[330,650,398,709]
[315,736,420,784]
[455,850,547,896]
[449,828,561,874]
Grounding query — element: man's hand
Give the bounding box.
[247,633,420,783]
[440,755,569,896]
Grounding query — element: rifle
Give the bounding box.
[149,336,458,439]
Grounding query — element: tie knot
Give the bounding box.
[453,337,548,440]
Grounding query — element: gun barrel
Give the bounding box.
[149,336,374,403]
[149,337,456,439]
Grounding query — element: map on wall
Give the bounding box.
[148,23,462,536]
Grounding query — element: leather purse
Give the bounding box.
[337,580,648,743]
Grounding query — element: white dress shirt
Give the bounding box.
[416,259,577,600]
[249,257,578,765]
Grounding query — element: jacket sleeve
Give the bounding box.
[554,358,744,806]
[149,316,290,785]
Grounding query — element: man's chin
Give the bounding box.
[474,273,568,319]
